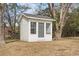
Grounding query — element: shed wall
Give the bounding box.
[28,19,52,42]
[20,17,29,41]
[20,17,53,42]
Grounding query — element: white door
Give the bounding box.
[38,23,44,37]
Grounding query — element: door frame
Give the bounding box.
[38,22,44,38]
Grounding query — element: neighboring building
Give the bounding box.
[20,13,55,42]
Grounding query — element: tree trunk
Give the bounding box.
[55,3,72,39]
[48,3,57,39]
[0,4,5,46]
[55,22,64,39]
[14,3,16,33]
[48,3,72,39]
[48,3,56,18]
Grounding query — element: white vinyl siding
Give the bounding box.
[20,16,53,42]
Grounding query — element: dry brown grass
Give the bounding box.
[0,38,79,56]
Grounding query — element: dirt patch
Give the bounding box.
[0,39,79,56]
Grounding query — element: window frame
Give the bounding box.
[46,23,51,34]
[30,22,36,34]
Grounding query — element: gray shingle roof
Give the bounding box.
[21,13,55,21]
[23,13,52,19]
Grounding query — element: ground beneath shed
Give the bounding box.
[0,38,79,56]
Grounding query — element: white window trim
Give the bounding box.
[46,23,51,34]
[30,22,36,34]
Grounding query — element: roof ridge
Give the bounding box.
[23,13,52,19]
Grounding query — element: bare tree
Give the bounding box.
[48,3,56,18]
[48,3,72,39]
[3,3,30,39]
[0,4,5,46]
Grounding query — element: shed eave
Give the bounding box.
[22,14,56,21]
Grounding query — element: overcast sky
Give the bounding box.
[25,4,37,14]
[18,3,48,14]
[17,3,79,14]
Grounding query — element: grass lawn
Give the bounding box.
[0,38,79,56]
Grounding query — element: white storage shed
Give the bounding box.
[20,14,55,42]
